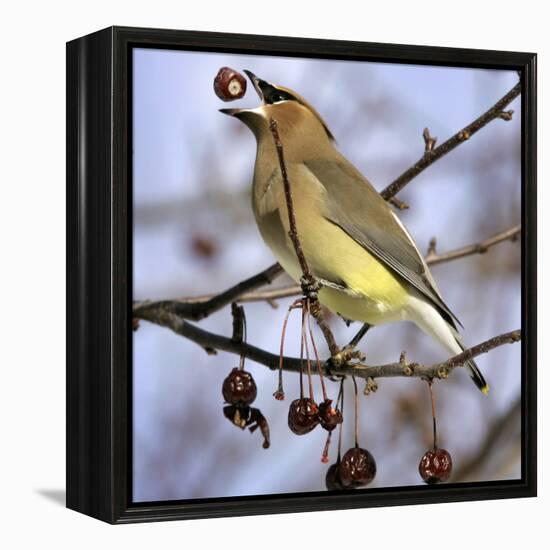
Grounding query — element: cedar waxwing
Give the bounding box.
[220,70,489,394]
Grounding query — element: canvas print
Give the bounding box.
[131,48,521,503]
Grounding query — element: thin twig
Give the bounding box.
[269,119,312,281]
[380,82,520,201]
[132,262,283,321]
[430,330,520,371]
[231,303,245,343]
[425,225,520,265]
[269,117,340,357]
[310,302,341,357]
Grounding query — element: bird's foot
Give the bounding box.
[300,276,320,301]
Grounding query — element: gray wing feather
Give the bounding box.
[305,158,462,329]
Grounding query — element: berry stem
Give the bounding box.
[337,379,344,461]
[428,380,438,450]
[321,431,332,463]
[306,298,328,401]
[336,378,344,410]
[275,299,302,400]
[301,301,315,400]
[352,376,359,448]
[299,305,305,399]
[238,308,248,371]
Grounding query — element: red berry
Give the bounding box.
[419,448,453,484]
[213,67,247,101]
[339,447,376,488]
[318,398,343,432]
[288,398,319,435]
[325,462,344,491]
[222,368,257,406]
[190,235,217,259]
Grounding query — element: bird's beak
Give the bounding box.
[219,108,243,117]
[219,70,269,118]
[243,70,269,102]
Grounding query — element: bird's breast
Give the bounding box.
[252,162,409,325]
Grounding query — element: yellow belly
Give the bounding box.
[318,284,406,326]
[257,204,409,326]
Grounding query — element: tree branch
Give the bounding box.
[133,262,283,321]
[380,81,520,201]
[132,302,521,382]
[141,224,520,310]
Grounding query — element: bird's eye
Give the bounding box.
[268,90,291,104]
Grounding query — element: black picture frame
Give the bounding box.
[66,26,537,524]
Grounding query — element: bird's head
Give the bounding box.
[220,70,334,144]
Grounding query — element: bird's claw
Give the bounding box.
[300,276,320,301]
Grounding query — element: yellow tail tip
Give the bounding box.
[481,384,490,396]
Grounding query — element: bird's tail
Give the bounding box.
[455,340,489,395]
[407,296,489,394]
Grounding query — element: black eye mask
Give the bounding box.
[262,87,295,105]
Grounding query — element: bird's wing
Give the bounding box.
[305,158,462,329]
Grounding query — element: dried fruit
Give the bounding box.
[339,447,376,488]
[213,67,247,101]
[318,398,343,432]
[288,397,319,435]
[191,235,217,259]
[325,462,344,491]
[222,368,257,406]
[419,448,453,484]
